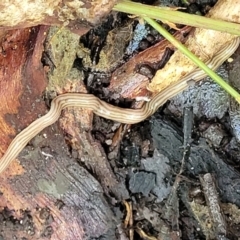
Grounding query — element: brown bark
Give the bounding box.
[0,26,48,157]
[0,123,115,239]
[0,24,126,239]
[108,26,192,99]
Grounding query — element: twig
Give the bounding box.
[199,173,227,240]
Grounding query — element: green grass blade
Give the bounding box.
[144,17,240,102]
[114,0,240,36]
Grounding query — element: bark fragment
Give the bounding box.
[0,26,48,158]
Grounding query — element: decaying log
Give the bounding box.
[0,25,127,239]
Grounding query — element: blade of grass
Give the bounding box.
[114,0,240,36]
[144,17,240,103]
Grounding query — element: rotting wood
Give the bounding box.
[0,24,128,239]
[0,26,48,158]
[108,26,192,99]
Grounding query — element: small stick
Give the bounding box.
[199,173,227,239]
[179,106,193,174]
